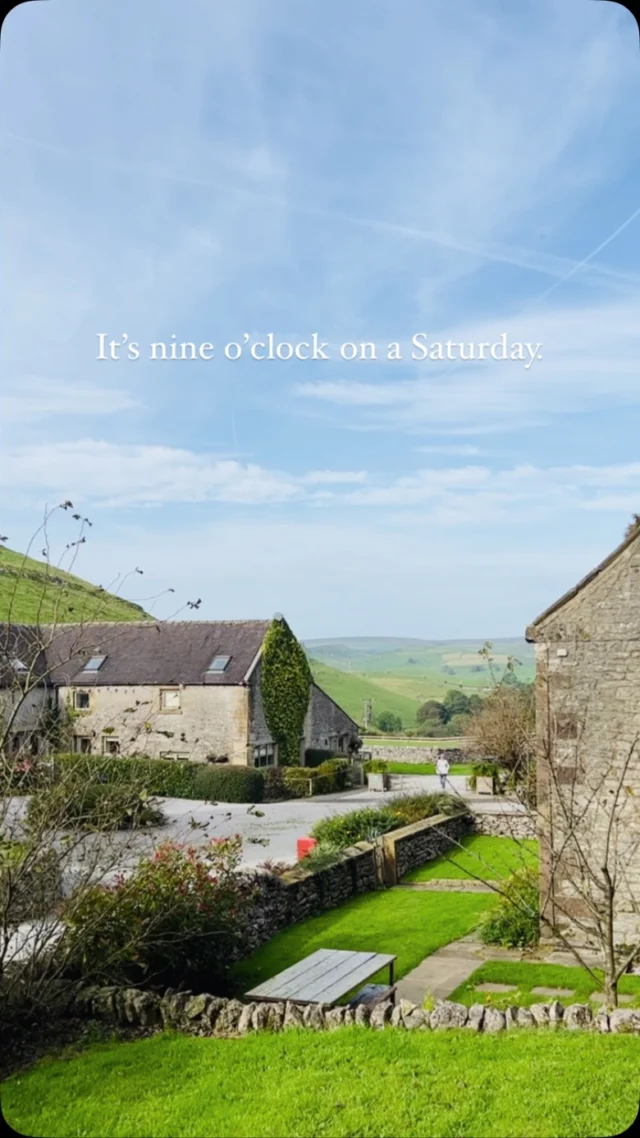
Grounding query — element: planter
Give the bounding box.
[475,776,494,796]
[367,772,391,792]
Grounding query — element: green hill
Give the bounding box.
[0,546,151,624]
[309,658,421,728]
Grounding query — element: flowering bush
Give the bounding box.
[61,836,256,988]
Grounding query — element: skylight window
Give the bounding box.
[207,655,231,673]
[11,659,28,672]
[81,655,106,672]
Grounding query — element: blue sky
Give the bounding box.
[2,0,640,639]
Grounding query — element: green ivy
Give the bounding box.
[260,617,312,766]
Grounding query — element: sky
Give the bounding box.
[2,0,640,639]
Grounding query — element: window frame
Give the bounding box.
[253,743,276,768]
[159,687,182,713]
[206,655,231,674]
[73,690,91,711]
[102,737,121,756]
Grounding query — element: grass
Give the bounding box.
[403,835,539,883]
[450,960,640,1009]
[0,545,150,624]
[3,1030,638,1137]
[309,659,422,726]
[231,887,497,995]
[381,761,474,775]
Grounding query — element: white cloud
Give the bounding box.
[0,379,139,423]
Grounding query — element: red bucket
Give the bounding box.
[297,836,318,860]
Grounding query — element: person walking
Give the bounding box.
[435,753,450,791]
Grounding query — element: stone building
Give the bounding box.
[0,617,359,766]
[526,527,640,948]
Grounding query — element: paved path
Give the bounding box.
[396,930,606,1005]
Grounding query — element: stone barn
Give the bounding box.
[526,525,640,950]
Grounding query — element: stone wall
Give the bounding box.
[240,813,472,954]
[368,746,467,765]
[381,813,470,885]
[71,985,640,1036]
[471,811,538,841]
[304,684,359,753]
[56,682,250,764]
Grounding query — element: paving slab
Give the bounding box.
[531,986,575,997]
[590,992,635,1005]
[475,982,518,993]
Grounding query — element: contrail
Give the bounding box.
[530,202,640,306]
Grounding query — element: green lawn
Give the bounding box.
[231,888,497,995]
[3,1030,638,1137]
[382,761,473,775]
[450,960,640,1009]
[403,835,539,883]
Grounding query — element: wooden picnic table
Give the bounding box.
[245,948,397,1007]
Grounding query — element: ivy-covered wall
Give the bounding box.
[259,617,312,766]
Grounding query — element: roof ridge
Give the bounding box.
[526,527,640,639]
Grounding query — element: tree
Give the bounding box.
[0,503,216,1023]
[376,711,402,733]
[416,699,446,725]
[442,689,471,719]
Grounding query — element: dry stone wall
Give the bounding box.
[71,986,640,1036]
[367,746,467,765]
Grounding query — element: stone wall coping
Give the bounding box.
[381,810,471,845]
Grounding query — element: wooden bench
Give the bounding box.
[348,983,397,1008]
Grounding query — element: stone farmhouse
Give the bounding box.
[0,616,360,767]
[526,526,640,947]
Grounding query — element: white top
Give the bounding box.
[435,756,450,774]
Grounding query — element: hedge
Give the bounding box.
[192,765,265,803]
[51,754,201,798]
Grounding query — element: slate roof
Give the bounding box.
[525,526,640,641]
[0,620,272,687]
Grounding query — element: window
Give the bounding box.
[207,655,231,673]
[73,690,90,710]
[11,659,28,673]
[253,743,276,768]
[102,737,120,755]
[73,736,92,754]
[81,655,106,672]
[160,688,181,711]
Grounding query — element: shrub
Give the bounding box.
[311,807,399,848]
[315,758,351,790]
[479,866,540,948]
[52,753,200,798]
[363,759,389,775]
[301,843,344,871]
[263,766,293,802]
[304,749,335,768]
[60,836,255,989]
[192,764,265,803]
[389,792,462,827]
[26,782,165,831]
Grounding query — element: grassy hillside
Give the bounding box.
[309,658,421,727]
[0,546,151,624]
[305,635,534,707]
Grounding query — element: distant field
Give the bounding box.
[309,659,421,726]
[0,546,150,624]
[305,636,534,724]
